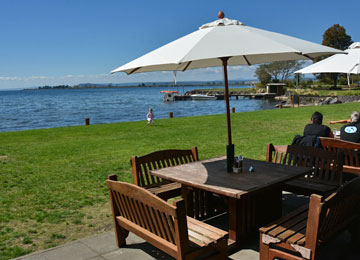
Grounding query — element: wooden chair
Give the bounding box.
[266,144,344,196]
[131,147,198,200]
[107,175,228,260]
[320,137,360,176]
[259,177,360,260]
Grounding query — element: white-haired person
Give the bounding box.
[340,111,360,143]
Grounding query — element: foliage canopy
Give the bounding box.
[254,61,304,85]
[315,24,353,87]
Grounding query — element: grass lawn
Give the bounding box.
[0,102,358,259]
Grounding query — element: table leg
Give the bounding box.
[228,197,241,247]
[228,187,282,248]
[254,187,282,225]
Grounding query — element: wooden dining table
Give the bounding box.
[150,156,313,249]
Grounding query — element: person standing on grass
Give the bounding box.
[303,111,333,137]
[147,108,155,126]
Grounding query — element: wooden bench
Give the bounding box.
[266,144,344,196]
[320,137,360,177]
[259,176,360,260]
[131,147,198,200]
[107,175,228,260]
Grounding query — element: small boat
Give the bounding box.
[190,94,217,100]
[161,90,179,102]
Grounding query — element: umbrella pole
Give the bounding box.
[221,57,234,172]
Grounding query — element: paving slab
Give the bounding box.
[39,241,98,260]
[81,232,118,255]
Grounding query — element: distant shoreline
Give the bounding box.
[23,81,256,91]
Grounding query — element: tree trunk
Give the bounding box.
[331,73,338,89]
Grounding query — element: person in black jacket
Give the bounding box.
[340,111,360,143]
[303,111,333,138]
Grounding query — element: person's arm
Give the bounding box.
[329,131,334,138]
[328,119,351,124]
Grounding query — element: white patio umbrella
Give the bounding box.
[111,11,343,171]
[296,42,360,86]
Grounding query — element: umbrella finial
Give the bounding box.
[218,11,225,19]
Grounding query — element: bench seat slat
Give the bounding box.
[287,227,306,245]
[268,210,308,238]
[277,218,307,241]
[260,204,308,234]
[186,217,228,247]
[187,217,228,238]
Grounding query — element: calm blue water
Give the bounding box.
[0,86,277,132]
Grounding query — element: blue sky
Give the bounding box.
[1,0,359,90]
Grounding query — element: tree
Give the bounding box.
[322,24,353,51]
[254,61,305,85]
[315,24,353,88]
[254,65,271,85]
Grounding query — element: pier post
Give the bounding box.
[85,118,90,125]
[232,107,235,113]
[169,112,173,118]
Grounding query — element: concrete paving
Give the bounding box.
[13,193,360,260]
[12,229,360,260]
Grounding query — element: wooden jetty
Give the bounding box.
[230,93,277,99]
[173,93,277,101]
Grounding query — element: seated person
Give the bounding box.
[303,111,333,137]
[340,111,360,143]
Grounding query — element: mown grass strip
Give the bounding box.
[0,102,357,259]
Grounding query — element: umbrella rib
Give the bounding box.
[296,53,314,61]
[129,67,141,75]
[243,55,251,66]
[182,61,192,71]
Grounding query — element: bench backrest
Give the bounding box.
[106,175,189,258]
[131,147,198,188]
[320,137,360,167]
[306,177,360,248]
[267,144,344,185]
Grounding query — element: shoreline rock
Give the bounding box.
[186,89,360,107]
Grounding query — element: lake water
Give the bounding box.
[0,86,278,132]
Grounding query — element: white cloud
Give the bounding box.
[0,75,51,81]
[0,76,19,81]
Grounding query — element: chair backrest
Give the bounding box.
[320,137,360,167]
[306,177,360,248]
[131,147,198,188]
[106,175,189,258]
[266,143,344,185]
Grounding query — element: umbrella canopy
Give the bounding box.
[111,17,342,75]
[111,12,343,171]
[295,42,360,75]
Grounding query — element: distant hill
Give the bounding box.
[30,80,259,90]
[76,80,258,88]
